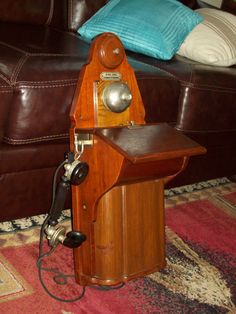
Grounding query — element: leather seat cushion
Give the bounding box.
[0,23,88,144]
[0,142,69,174]
[0,22,179,144]
[128,51,236,134]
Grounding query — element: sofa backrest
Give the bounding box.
[2,1,219,34]
[67,0,108,31]
[0,0,63,26]
[178,0,197,8]
[0,0,108,32]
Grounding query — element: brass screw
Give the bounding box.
[113,48,120,55]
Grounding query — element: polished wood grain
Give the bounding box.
[95,123,206,163]
[93,180,165,285]
[70,33,206,286]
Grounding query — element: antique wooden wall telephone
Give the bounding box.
[38,33,205,301]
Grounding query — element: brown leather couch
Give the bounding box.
[0,0,235,222]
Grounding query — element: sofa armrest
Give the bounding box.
[0,0,108,32]
[67,0,108,32]
[0,78,12,143]
[221,0,236,14]
[0,0,57,26]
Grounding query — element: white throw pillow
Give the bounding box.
[177,8,236,67]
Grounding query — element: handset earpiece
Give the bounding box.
[45,225,86,248]
[64,159,89,186]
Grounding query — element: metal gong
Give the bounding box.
[102,82,132,113]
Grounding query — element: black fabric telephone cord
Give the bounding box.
[36,158,124,302]
[36,160,86,302]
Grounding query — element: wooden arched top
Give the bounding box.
[70,32,145,130]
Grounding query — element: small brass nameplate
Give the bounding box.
[100,72,121,81]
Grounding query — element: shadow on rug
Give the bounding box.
[0,178,235,314]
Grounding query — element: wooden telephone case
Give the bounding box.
[69,33,206,286]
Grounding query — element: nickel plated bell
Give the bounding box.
[102,81,132,113]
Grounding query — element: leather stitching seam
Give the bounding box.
[11,55,28,84]
[0,73,11,85]
[4,133,69,145]
[16,79,78,84]
[27,53,82,57]
[68,0,72,30]
[0,41,28,54]
[0,90,12,93]
[14,83,76,89]
[45,0,54,25]
[175,127,236,133]
[181,82,236,93]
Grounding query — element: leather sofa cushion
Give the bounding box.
[0,77,12,142]
[68,0,108,31]
[0,22,178,145]
[0,0,59,26]
[0,142,69,174]
[128,51,236,134]
[0,0,107,31]
[0,23,86,144]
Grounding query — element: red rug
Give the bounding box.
[0,179,236,313]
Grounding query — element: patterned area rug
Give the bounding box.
[0,178,235,313]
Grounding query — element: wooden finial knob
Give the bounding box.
[97,33,125,69]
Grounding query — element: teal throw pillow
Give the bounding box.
[78,0,203,60]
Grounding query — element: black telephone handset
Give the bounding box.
[45,152,88,248]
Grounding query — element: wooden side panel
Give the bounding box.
[123,180,165,276]
[72,136,125,285]
[93,180,165,284]
[93,190,124,282]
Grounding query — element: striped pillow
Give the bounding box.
[177,8,236,67]
[78,0,203,60]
